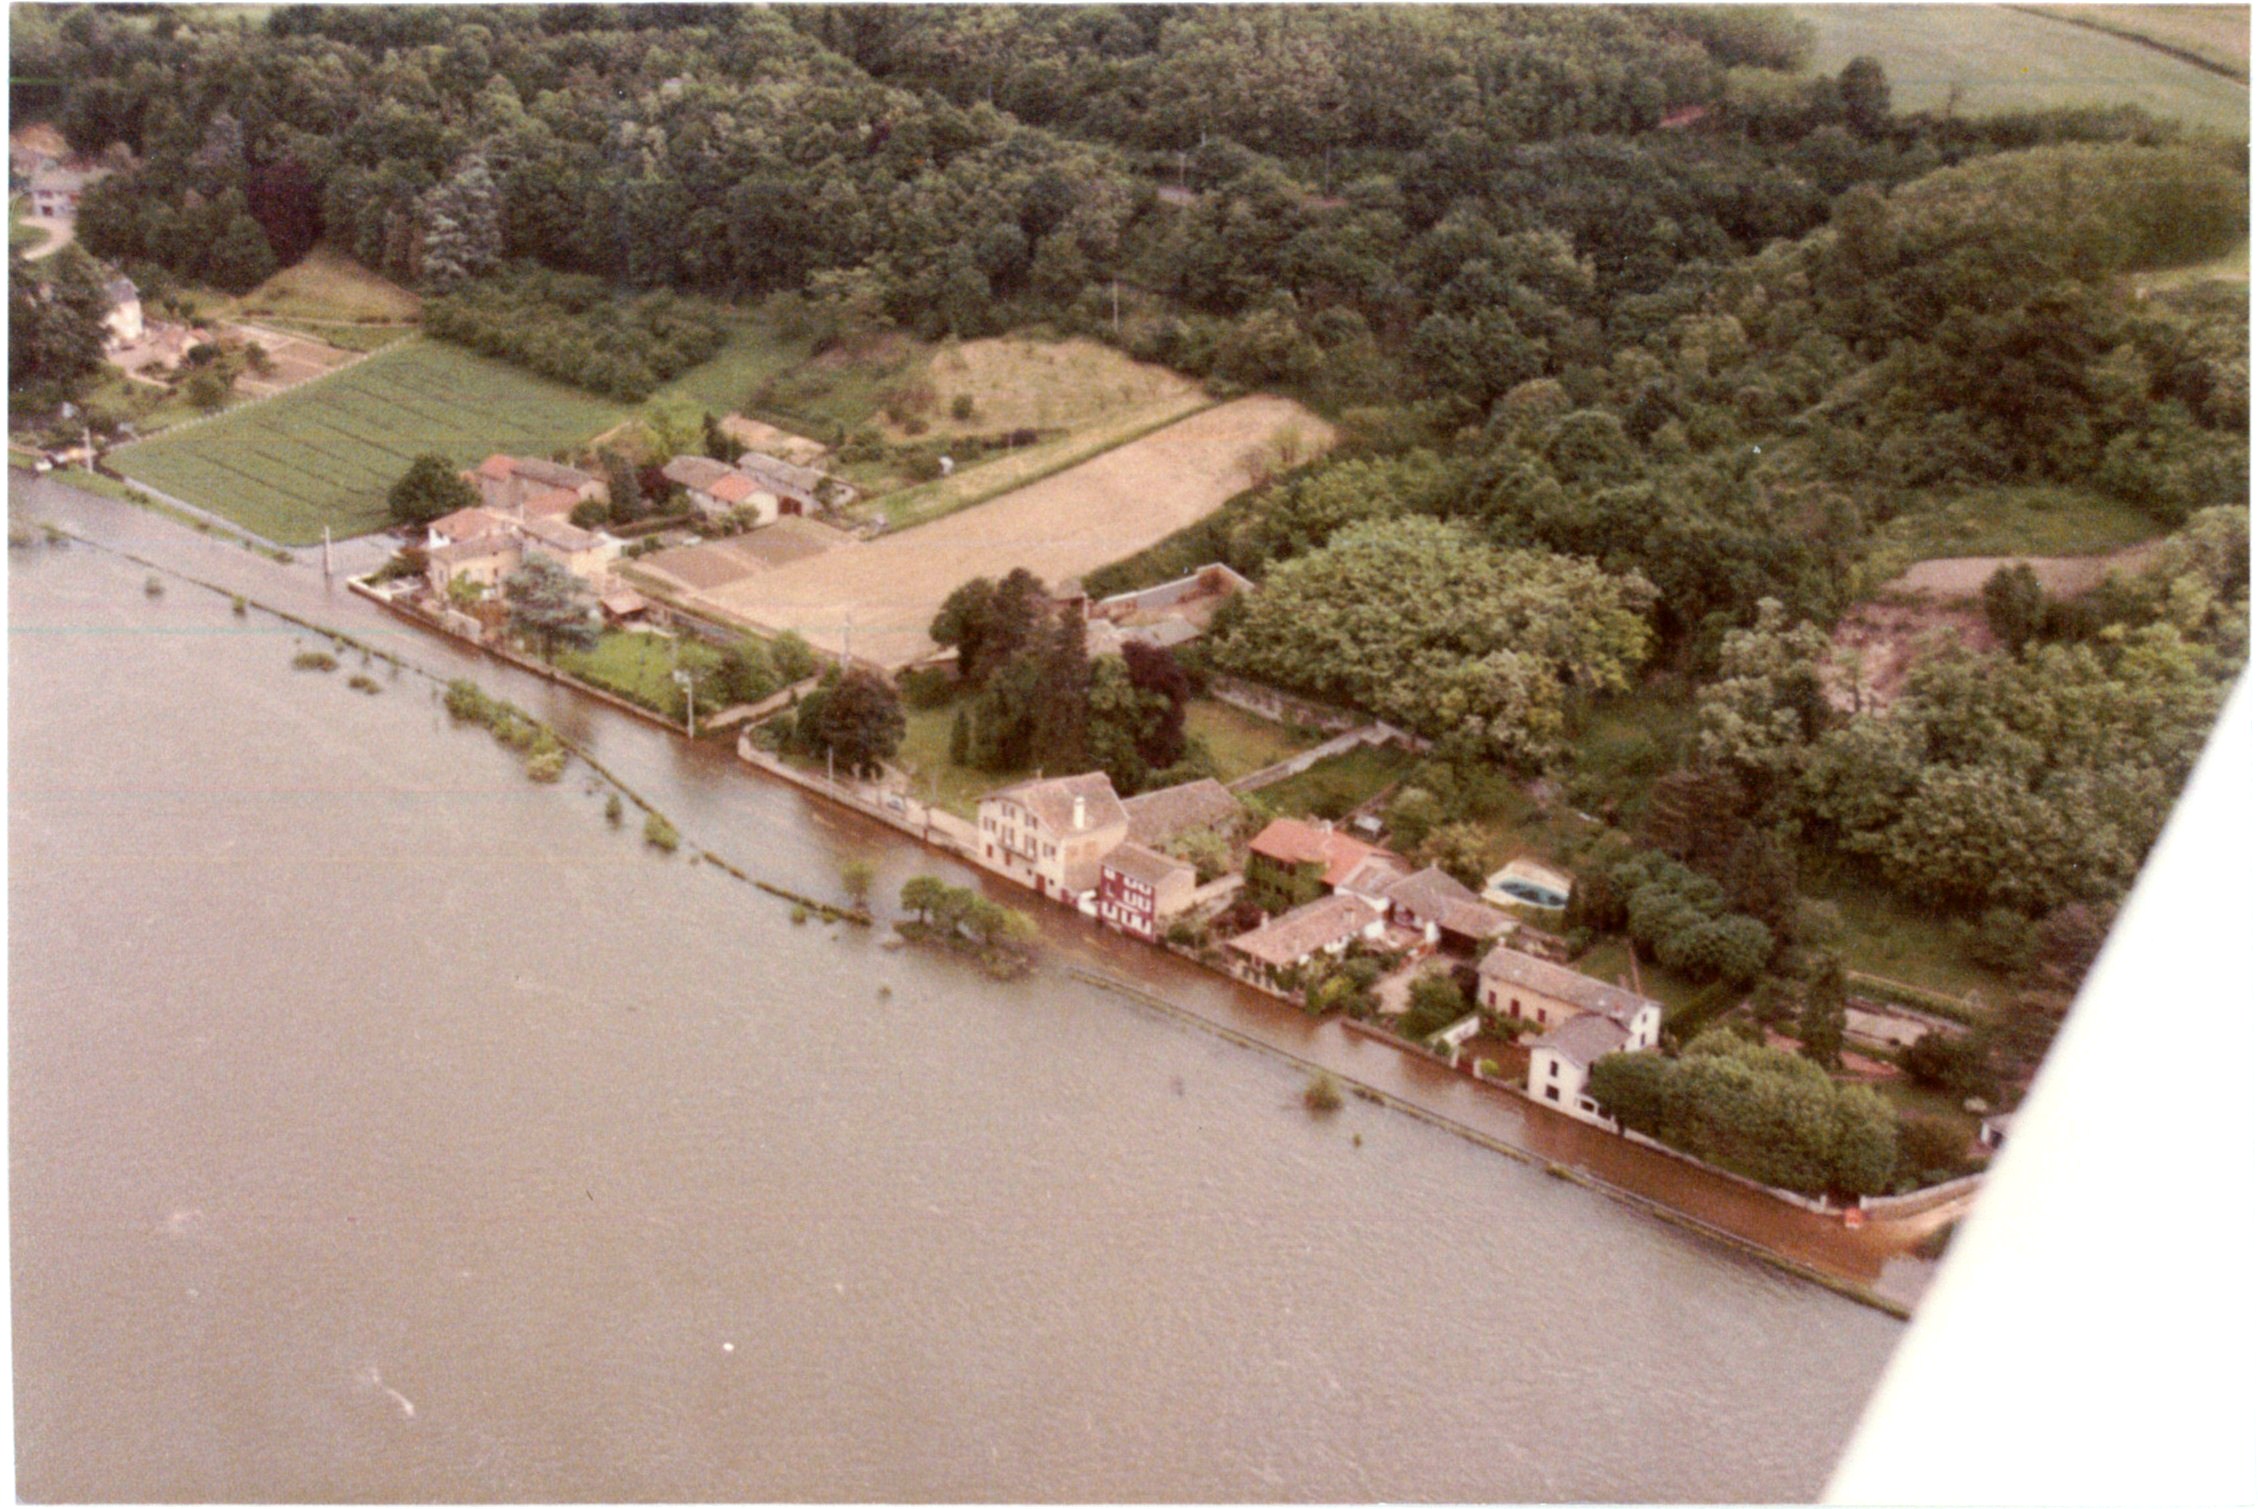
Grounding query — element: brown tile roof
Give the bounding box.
[518,514,600,553]
[520,485,584,519]
[427,505,509,543]
[1103,841,1193,887]
[1121,778,1240,847]
[1529,1013,1630,1068]
[477,454,518,481]
[1386,866,1510,941]
[663,455,735,491]
[1248,818,1396,890]
[599,588,649,616]
[984,771,1126,839]
[1226,894,1378,969]
[511,457,598,491]
[1478,948,1657,1029]
[708,472,761,504]
[429,535,519,567]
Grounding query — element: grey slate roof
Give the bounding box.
[1478,947,1657,1028]
[985,771,1127,838]
[1528,1012,1630,1068]
[1121,777,1239,846]
[663,454,736,491]
[1226,894,1375,969]
[735,450,829,504]
[1103,841,1193,887]
[1384,866,1510,941]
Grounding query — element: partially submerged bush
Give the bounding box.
[525,731,567,783]
[1303,1070,1344,1113]
[292,649,338,672]
[644,812,680,852]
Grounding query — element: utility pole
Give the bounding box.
[672,667,694,738]
[827,743,836,787]
[323,525,333,579]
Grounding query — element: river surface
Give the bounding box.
[9,485,1905,1500]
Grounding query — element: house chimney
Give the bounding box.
[1072,795,1087,831]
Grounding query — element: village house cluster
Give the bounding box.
[974,770,1666,1124]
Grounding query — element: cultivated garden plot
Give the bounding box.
[694,394,1334,667]
[107,339,629,544]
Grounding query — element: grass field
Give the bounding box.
[108,339,630,544]
[1859,485,2166,587]
[1183,697,1325,783]
[886,337,1202,443]
[556,630,719,721]
[892,699,1020,818]
[2020,5,2249,80]
[1252,744,1416,820]
[1793,3,2249,136]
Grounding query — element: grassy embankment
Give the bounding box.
[1791,3,2249,137]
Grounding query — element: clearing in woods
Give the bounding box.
[107,338,629,544]
[685,395,1333,668]
[1791,4,2250,136]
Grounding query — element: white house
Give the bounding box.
[1477,947,1662,1050]
[1527,1014,1636,1125]
[976,772,1129,902]
[102,274,142,347]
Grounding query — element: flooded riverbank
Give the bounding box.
[11,478,1905,1499]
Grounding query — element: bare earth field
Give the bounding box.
[692,395,1332,666]
[1828,539,2166,707]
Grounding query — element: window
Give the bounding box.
[1544,1086,1560,1103]
[1548,1061,1560,1079]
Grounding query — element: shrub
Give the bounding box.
[605,793,623,825]
[1900,1029,1997,1099]
[1967,906,2040,974]
[1896,1113,1972,1184]
[1303,1070,1344,1113]
[346,673,382,695]
[143,574,164,597]
[525,731,567,783]
[644,812,680,852]
[292,649,338,672]
[950,394,977,422]
[839,858,875,905]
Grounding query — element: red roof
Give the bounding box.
[477,454,517,481]
[709,472,760,504]
[1248,818,1392,890]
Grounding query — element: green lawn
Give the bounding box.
[557,630,720,721]
[10,195,58,255]
[891,698,1022,817]
[1183,697,1324,782]
[1791,4,2250,137]
[1797,846,2012,1005]
[107,338,632,544]
[1253,743,1417,820]
[1859,485,2168,586]
[643,315,816,422]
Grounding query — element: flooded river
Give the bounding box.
[10,486,1904,1500]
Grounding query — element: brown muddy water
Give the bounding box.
[9,494,1903,1501]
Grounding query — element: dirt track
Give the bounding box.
[1875,539,2165,599]
[695,394,1331,666]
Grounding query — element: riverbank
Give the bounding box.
[10,471,1943,1313]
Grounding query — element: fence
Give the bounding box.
[1208,674,1366,735]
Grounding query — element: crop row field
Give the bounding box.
[107,340,628,544]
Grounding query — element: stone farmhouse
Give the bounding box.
[1244,817,1404,912]
[467,454,604,519]
[424,507,618,599]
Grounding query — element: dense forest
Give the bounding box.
[17,4,2250,1041]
